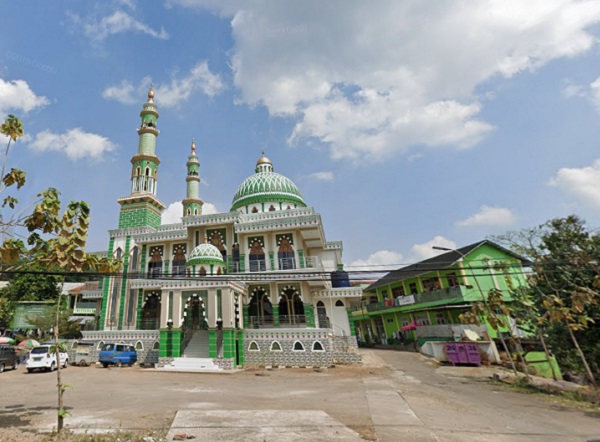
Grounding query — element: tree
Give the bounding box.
[492,215,600,385]
[1,115,122,431]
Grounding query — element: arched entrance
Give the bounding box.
[182,294,208,331]
[248,287,273,328]
[279,286,305,327]
[141,292,161,330]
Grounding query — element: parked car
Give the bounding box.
[98,343,137,368]
[26,345,69,373]
[0,344,18,373]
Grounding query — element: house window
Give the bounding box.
[415,315,430,326]
[392,286,405,298]
[409,283,418,295]
[446,272,459,287]
[422,277,440,291]
[435,313,446,325]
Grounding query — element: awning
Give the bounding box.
[401,320,417,331]
[68,316,95,325]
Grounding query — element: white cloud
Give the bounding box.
[0,78,49,115]
[306,171,334,182]
[174,0,600,161]
[103,62,225,107]
[410,236,457,261]
[590,76,600,112]
[156,62,225,106]
[455,206,516,228]
[162,201,220,225]
[162,201,183,224]
[202,202,219,214]
[349,250,403,272]
[102,80,139,105]
[28,129,115,161]
[549,159,600,208]
[70,10,169,43]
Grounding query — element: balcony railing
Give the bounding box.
[249,259,267,272]
[73,302,98,315]
[361,285,467,313]
[139,318,160,330]
[278,257,296,270]
[247,315,307,328]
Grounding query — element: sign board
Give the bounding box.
[397,295,415,306]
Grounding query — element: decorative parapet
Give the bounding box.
[129,277,247,294]
[182,211,240,227]
[312,287,363,299]
[82,330,160,341]
[245,328,329,341]
[235,214,322,234]
[109,226,157,238]
[240,207,316,223]
[81,290,104,299]
[134,229,188,243]
[156,223,184,231]
[324,241,343,250]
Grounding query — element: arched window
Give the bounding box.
[279,286,304,326]
[248,341,259,351]
[316,300,328,328]
[278,237,295,270]
[249,240,266,272]
[293,341,305,351]
[270,341,282,351]
[248,287,272,327]
[141,292,161,330]
[209,231,227,262]
[199,266,207,276]
[269,205,276,211]
[335,300,345,307]
[135,341,144,351]
[148,248,162,278]
[312,341,325,352]
[252,206,259,213]
[172,245,186,276]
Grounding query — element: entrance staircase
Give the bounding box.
[160,330,223,372]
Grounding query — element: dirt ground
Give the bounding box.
[0,350,598,442]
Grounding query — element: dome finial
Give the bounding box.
[147,83,155,102]
[191,138,196,153]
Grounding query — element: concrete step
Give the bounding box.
[160,357,222,372]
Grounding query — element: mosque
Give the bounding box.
[83,88,363,370]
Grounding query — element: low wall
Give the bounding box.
[420,340,500,364]
[78,330,161,366]
[243,329,361,368]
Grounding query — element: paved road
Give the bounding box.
[0,349,598,441]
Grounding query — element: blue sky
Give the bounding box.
[3,1,600,270]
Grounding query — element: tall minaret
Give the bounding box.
[182,138,204,217]
[117,86,166,229]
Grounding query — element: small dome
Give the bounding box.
[231,154,306,211]
[187,244,224,267]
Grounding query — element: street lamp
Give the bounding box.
[432,245,517,372]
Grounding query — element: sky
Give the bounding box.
[3,1,600,271]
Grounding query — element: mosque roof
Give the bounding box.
[230,153,306,211]
[187,243,225,267]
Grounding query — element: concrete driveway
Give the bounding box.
[0,349,598,441]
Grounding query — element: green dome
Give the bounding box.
[187,243,225,267]
[231,154,306,211]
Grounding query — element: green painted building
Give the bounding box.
[351,240,530,347]
[88,88,363,370]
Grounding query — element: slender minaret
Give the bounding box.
[117,86,166,229]
[182,138,204,217]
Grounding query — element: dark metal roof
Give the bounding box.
[365,240,530,292]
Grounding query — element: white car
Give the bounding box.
[26,345,69,373]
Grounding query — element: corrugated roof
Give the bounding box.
[365,239,529,292]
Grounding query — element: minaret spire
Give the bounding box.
[116,87,165,229]
[182,137,204,217]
